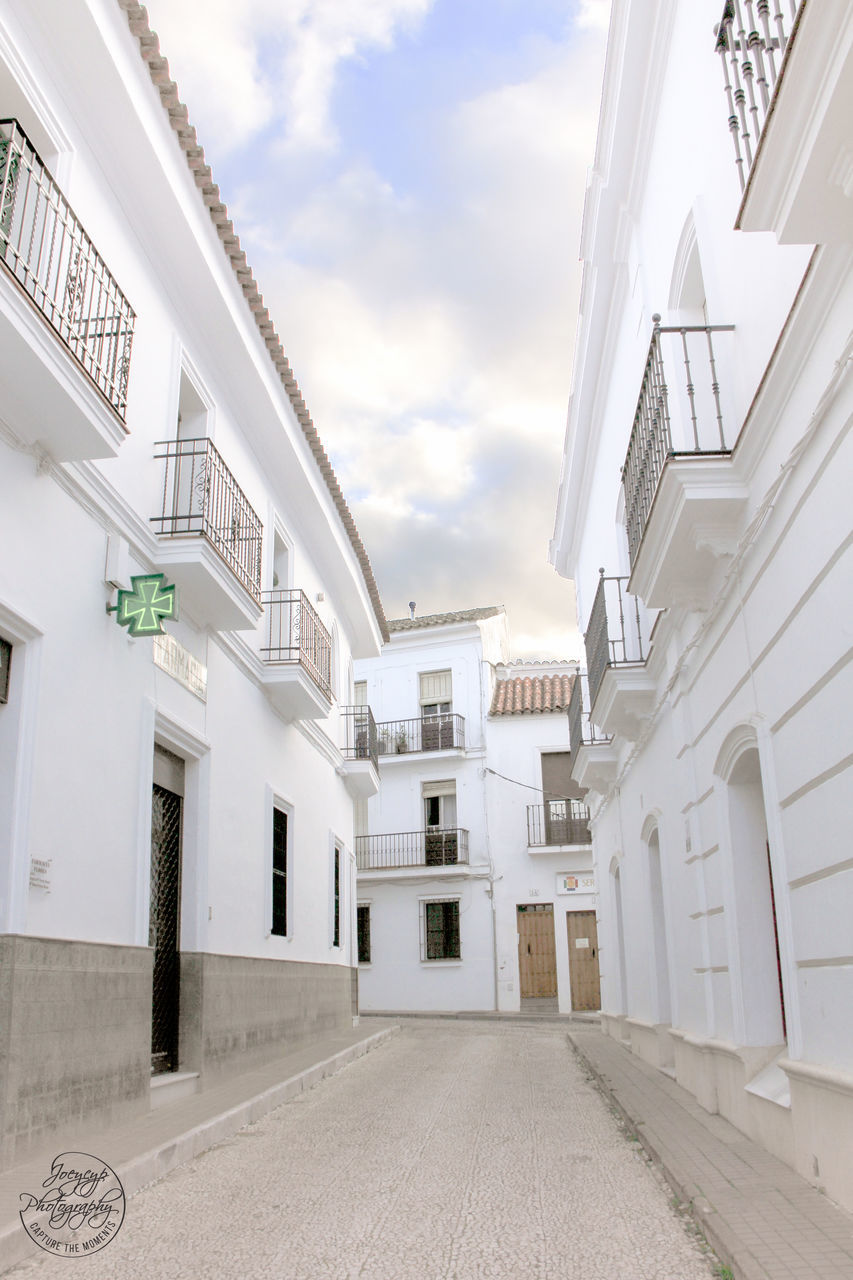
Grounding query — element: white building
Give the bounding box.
[550,0,853,1211]
[355,609,599,1016]
[0,0,386,1167]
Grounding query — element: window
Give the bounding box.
[357,904,371,963]
[271,807,288,936]
[422,781,458,865]
[353,680,367,707]
[0,637,11,703]
[422,899,460,961]
[332,846,340,948]
[419,670,454,749]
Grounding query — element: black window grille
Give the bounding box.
[0,637,11,703]
[333,848,340,948]
[271,808,287,936]
[357,905,371,963]
[425,900,460,960]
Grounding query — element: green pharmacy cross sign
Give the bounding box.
[107,574,178,637]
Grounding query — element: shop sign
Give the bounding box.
[107,574,178,637]
[153,633,207,701]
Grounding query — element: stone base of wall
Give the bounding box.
[0,936,357,1171]
[0,935,152,1171]
[179,952,357,1081]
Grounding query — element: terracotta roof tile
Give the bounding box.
[388,606,505,632]
[489,673,576,716]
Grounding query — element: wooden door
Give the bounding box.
[517,904,557,997]
[566,910,601,1011]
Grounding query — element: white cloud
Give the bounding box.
[147,0,432,154]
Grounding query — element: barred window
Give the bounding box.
[357,905,371,963]
[332,846,340,948]
[423,900,460,961]
[271,807,287,936]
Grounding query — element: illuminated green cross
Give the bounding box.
[110,574,178,637]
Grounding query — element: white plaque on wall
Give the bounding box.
[153,633,207,700]
[557,872,595,895]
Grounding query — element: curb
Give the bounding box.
[2,1026,398,1275]
[568,1031,750,1280]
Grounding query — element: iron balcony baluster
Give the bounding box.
[261,588,333,701]
[0,119,135,417]
[584,571,651,712]
[526,800,592,846]
[355,828,470,871]
[152,437,263,601]
[716,1,800,192]
[621,317,735,568]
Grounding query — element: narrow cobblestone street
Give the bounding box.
[10,1020,716,1280]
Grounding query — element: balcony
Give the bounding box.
[375,713,465,756]
[0,119,134,459]
[356,828,469,872]
[260,589,333,721]
[339,705,380,798]
[151,437,263,630]
[622,317,746,607]
[584,571,656,740]
[567,672,618,795]
[717,1,853,243]
[527,800,592,848]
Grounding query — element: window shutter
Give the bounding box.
[419,670,452,703]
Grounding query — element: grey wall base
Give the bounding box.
[179,952,357,1080]
[0,935,153,1171]
[0,936,358,1171]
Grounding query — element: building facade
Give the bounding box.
[0,0,386,1167]
[551,0,853,1210]
[355,610,599,1016]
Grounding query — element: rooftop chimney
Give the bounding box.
[408,601,416,620]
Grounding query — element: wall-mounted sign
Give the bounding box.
[153,633,207,701]
[29,858,52,891]
[108,574,178,637]
[557,872,595,896]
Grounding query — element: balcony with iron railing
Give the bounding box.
[584,571,656,740]
[567,674,617,795]
[715,1,799,195]
[151,436,264,630]
[716,1,851,243]
[621,316,746,607]
[0,119,135,459]
[356,828,470,872]
[339,705,380,798]
[375,713,466,757]
[527,800,592,848]
[260,589,334,721]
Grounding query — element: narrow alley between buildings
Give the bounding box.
[8,1020,715,1280]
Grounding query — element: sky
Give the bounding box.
[145,0,610,657]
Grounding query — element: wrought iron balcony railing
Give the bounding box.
[341,705,378,771]
[375,713,465,755]
[621,317,735,567]
[568,673,612,761]
[585,571,652,710]
[152,437,263,600]
[262,589,333,701]
[356,828,469,871]
[527,801,592,847]
[716,1,800,192]
[0,119,135,418]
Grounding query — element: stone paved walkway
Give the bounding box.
[569,1026,853,1280]
[7,1020,716,1280]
